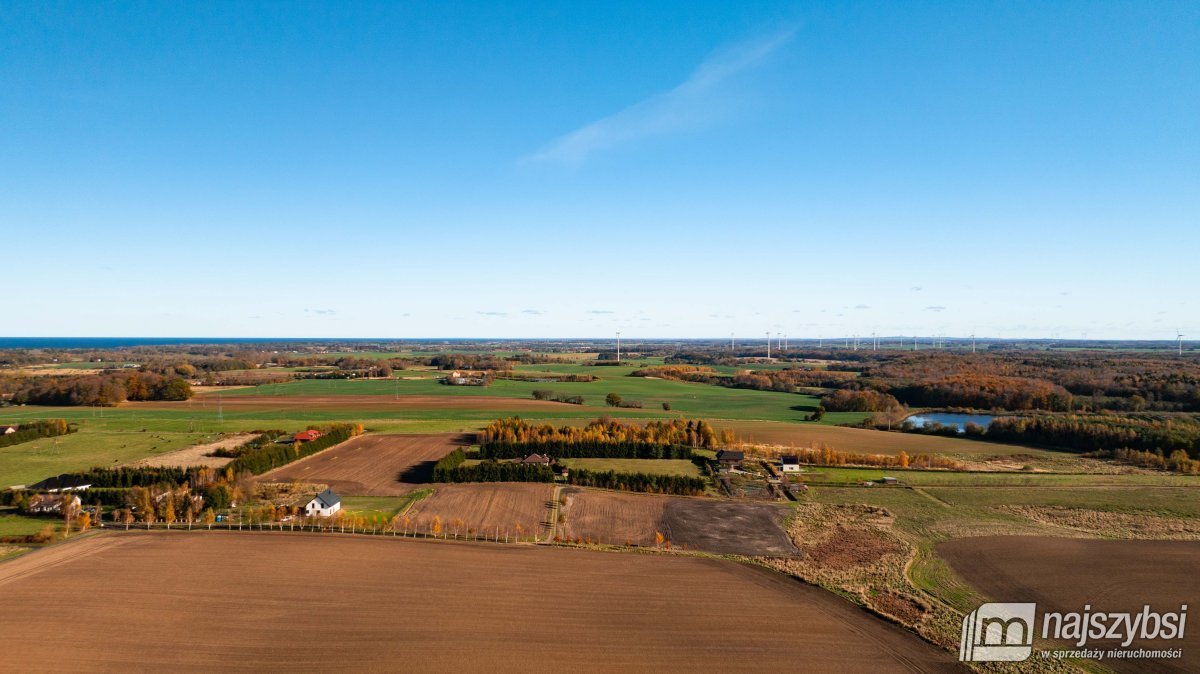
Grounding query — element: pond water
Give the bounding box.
[905,412,994,433]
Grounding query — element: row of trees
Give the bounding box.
[226,423,362,474]
[9,372,192,406]
[530,390,584,405]
[431,450,556,482]
[985,414,1200,455]
[1102,448,1200,474]
[0,419,72,448]
[566,468,706,495]
[479,417,721,451]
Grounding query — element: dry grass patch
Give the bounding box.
[1004,506,1200,540]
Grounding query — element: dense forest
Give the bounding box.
[8,372,192,406]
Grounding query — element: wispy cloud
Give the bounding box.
[588,310,615,315]
[521,309,543,315]
[521,28,795,165]
[477,311,508,317]
[924,305,947,312]
[306,308,337,316]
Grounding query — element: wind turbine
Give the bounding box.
[766,332,771,359]
[616,331,621,363]
[1178,329,1185,356]
[730,332,735,351]
[970,330,977,354]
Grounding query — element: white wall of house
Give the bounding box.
[305,500,341,517]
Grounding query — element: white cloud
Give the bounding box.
[521,28,795,165]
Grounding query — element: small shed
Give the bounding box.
[0,424,19,435]
[294,430,323,443]
[778,455,801,473]
[880,476,899,485]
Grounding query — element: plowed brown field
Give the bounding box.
[561,488,798,556]
[0,532,960,672]
[260,433,468,495]
[404,483,554,540]
[938,536,1200,673]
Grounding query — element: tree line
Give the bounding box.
[566,468,706,495]
[985,414,1200,456]
[0,419,73,448]
[9,372,192,406]
[225,424,361,474]
[431,450,555,483]
[479,416,720,451]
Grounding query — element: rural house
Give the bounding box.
[778,455,801,473]
[27,493,81,514]
[303,489,341,517]
[0,424,18,435]
[294,430,323,443]
[519,453,552,465]
[715,450,744,468]
[28,474,93,493]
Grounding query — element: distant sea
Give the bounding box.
[0,338,391,349]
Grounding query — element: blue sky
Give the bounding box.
[2,1,1197,339]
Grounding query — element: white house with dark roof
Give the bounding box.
[304,489,341,517]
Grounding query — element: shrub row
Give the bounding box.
[480,441,694,460]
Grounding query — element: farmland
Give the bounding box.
[5,341,1200,671]
[939,536,1200,673]
[0,532,958,672]
[559,488,797,556]
[403,483,555,540]
[261,433,469,495]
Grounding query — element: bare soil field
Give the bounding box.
[939,536,1200,673]
[0,532,960,672]
[127,433,255,469]
[128,394,577,413]
[561,488,798,556]
[260,433,469,495]
[718,420,1035,456]
[404,483,554,540]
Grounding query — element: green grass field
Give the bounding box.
[340,491,430,519]
[559,458,702,477]
[0,511,59,537]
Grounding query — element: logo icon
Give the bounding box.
[960,603,1037,662]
